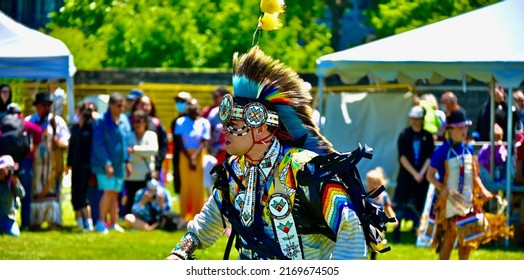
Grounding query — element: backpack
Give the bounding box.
[158,211,187,232]
[0,115,30,163]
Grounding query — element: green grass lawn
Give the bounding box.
[1,182,522,260]
[0,228,237,260]
[1,223,522,260]
[0,180,239,260]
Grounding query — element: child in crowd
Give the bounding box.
[0,155,25,237]
[477,123,507,187]
[366,167,398,226]
[365,167,398,259]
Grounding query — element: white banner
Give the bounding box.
[323,91,414,189]
[0,260,519,280]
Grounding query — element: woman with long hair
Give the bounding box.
[124,109,158,216]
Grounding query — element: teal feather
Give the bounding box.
[233,75,261,99]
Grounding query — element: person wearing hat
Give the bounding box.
[126,88,144,114]
[165,46,380,260]
[25,92,70,230]
[425,109,509,260]
[6,103,20,115]
[169,91,193,196]
[0,155,25,237]
[392,105,435,242]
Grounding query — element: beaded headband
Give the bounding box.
[219,94,279,136]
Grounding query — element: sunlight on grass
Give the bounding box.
[1,227,520,260]
[0,229,238,260]
[3,176,239,260]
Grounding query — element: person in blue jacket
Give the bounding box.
[91,92,131,234]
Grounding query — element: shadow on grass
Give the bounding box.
[25,225,80,234]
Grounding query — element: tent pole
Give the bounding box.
[66,76,75,123]
[317,75,325,133]
[490,79,495,182]
[505,86,514,248]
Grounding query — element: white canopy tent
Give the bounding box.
[317,0,524,88]
[316,0,524,245]
[0,10,76,121]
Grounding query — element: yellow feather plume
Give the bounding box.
[259,13,283,31]
[260,0,286,14]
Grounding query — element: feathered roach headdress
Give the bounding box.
[218,46,334,155]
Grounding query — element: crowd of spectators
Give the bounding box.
[389,86,524,252]
[0,83,231,236]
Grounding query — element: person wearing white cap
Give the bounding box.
[392,105,435,242]
[0,155,25,237]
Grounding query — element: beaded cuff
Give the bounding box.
[171,232,200,260]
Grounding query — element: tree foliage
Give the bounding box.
[48,27,107,70]
[46,0,498,71]
[366,0,500,39]
[47,0,333,71]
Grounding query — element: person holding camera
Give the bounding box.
[124,178,172,231]
[0,155,25,237]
